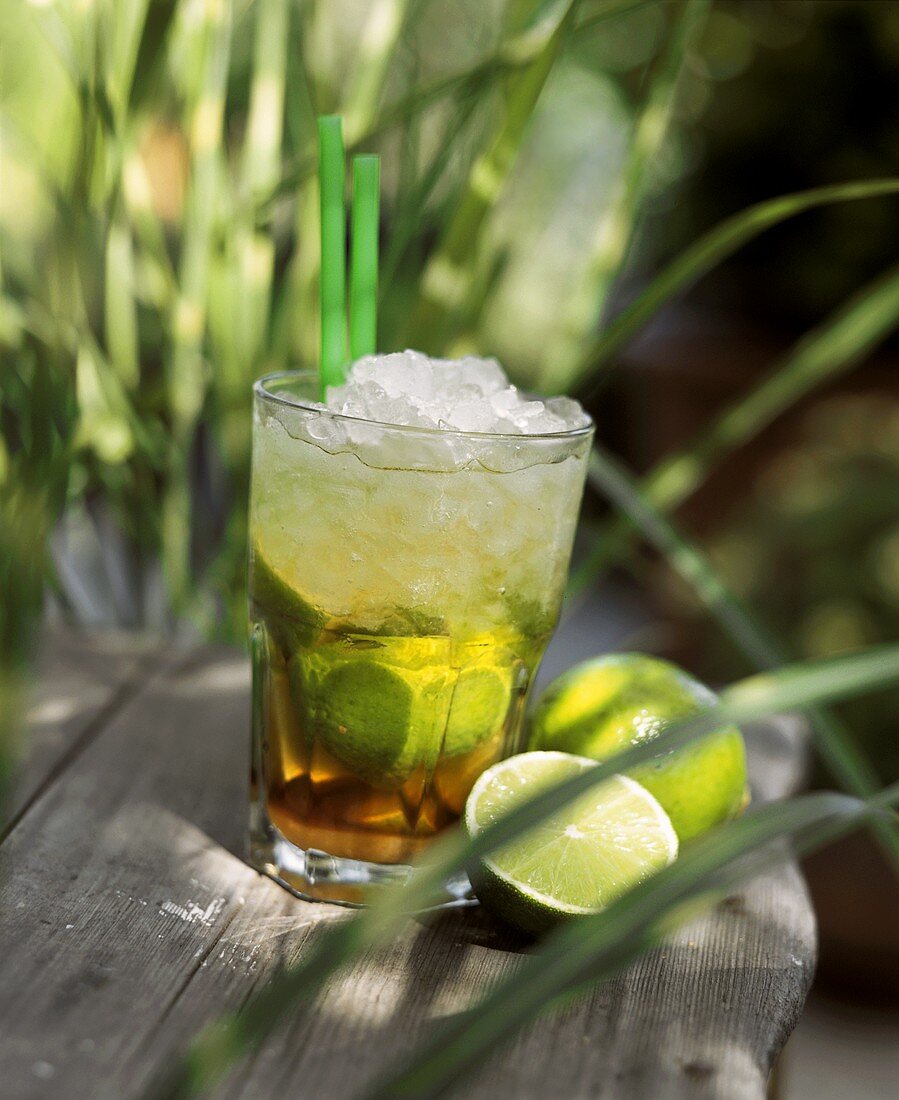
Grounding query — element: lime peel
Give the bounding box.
[528,654,749,841]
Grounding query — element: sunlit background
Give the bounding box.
[2,1,898,1094]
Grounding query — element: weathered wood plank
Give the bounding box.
[0,638,815,1100]
[4,628,160,831]
[0,645,340,1100]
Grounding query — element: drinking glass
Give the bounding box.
[248,371,593,905]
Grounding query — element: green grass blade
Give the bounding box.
[164,0,232,611]
[239,0,289,197]
[372,785,899,1098]
[405,0,579,351]
[537,0,710,392]
[168,2,232,425]
[103,214,139,389]
[275,4,319,368]
[146,644,899,1098]
[119,139,178,309]
[127,0,178,111]
[25,1,79,87]
[577,0,659,31]
[343,0,413,142]
[586,443,899,872]
[583,178,899,382]
[102,0,149,126]
[349,154,380,359]
[230,0,288,372]
[572,260,899,589]
[378,80,484,300]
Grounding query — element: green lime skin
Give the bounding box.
[250,546,326,652]
[445,665,512,756]
[528,653,749,841]
[301,659,429,788]
[296,654,513,788]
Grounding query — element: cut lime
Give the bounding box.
[308,660,425,788]
[296,641,459,788]
[250,545,326,650]
[465,751,678,934]
[296,639,514,787]
[528,653,749,841]
[445,665,512,756]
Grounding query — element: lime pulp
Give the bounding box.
[464,751,678,934]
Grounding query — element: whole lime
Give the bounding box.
[528,653,748,841]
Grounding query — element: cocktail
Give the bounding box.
[247,117,592,904]
[248,354,592,904]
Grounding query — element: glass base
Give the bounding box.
[248,801,475,909]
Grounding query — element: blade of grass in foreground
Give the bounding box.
[587,443,899,873]
[146,644,899,1098]
[371,783,899,1098]
[579,178,899,385]
[569,260,899,595]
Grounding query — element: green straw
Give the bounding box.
[349,154,380,361]
[318,115,346,397]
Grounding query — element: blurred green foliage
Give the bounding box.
[702,391,899,783]
[653,0,899,325]
[0,0,711,643]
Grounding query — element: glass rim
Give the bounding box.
[253,370,594,444]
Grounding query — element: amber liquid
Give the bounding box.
[251,608,544,875]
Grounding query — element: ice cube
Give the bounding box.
[446,401,497,433]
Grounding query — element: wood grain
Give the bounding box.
[0,636,815,1100]
[4,629,160,832]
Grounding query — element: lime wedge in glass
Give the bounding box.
[296,641,456,788]
[315,660,421,786]
[444,664,513,756]
[250,544,327,650]
[464,751,678,934]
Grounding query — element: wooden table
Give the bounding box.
[0,630,816,1099]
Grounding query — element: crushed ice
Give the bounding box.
[324,350,588,436]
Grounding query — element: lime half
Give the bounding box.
[464,751,678,934]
